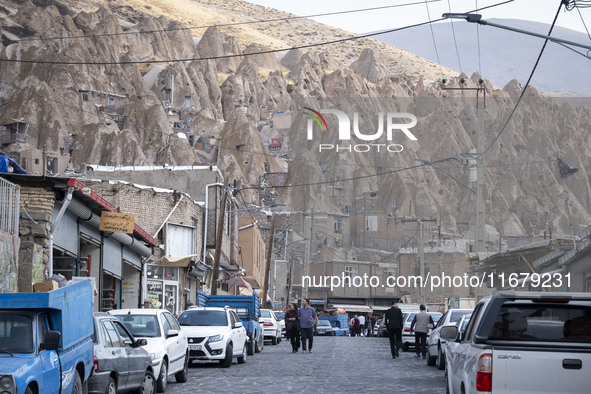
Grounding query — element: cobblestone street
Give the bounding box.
[166,336,446,393]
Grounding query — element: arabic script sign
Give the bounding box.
[99,211,135,234]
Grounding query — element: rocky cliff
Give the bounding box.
[1,0,590,244]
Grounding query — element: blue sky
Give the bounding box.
[245,0,590,34]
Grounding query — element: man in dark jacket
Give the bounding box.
[384,300,403,358]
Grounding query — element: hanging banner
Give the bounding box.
[99,211,135,234]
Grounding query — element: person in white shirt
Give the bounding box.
[358,315,366,336]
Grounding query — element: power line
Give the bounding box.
[424,0,444,77]
[0,0,516,66]
[576,6,591,41]
[447,0,464,73]
[476,0,483,75]
[479,1,565,157]
[15,0,443,43]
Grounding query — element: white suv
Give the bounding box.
[110,309,188,392]
[177,306,247,368]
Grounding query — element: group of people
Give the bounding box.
[284,298,317,353]
[384,301,434,359]
[348,314,378,337]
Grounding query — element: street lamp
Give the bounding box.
[442,13,591,52]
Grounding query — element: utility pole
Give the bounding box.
[441,79,486,254]
[475,88,486,254]
[303,209,313,300]
[396,216,437,304]
[210,188,228,295]
[262,213,276,306]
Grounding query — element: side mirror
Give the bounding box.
[440,326,459,342]
[233,321,243,329]
[136,338,148,346]
[40,330,61,351]
[167,329,179,338]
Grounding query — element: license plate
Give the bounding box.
[189,344,202,350]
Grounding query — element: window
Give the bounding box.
[103,320,121,347]
[344,266,358,279]
[334,219,343,233]
[365,216,378,232]
[37,314,48,349]
[164,312,181,331]
[160,313,172,335]
[82,93,89,102]
[343,205,351,214]
[108,97,114,106]
[113,321,133,346]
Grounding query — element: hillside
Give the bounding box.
[374,18,591,95]
[0,0,590,245]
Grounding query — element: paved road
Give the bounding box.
[165,335,446,393]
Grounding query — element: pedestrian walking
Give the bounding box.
[350,315,360,337]
[285,303,300,353]
[384,300,403,358]
[410,304,434,359]
[358,314,366,337]
[369,314,377,337]
[298,298,317,353]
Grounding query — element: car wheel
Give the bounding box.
[175,354,189,383]
[139,370,156,394]
[255,333,263,353]
[271,335,277,345]
[402,343,409,352]
[220,343,233,368]
[106,377,116,394]
[156,360,168,393]
[437,346,445,370]
[426,347,436,366]
[72,371,83,394]
[332,331,336,336]
[237,343,247,364]
[247,339,255,355]
[25,386,35,394]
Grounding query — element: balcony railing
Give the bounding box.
[0,177,20,235]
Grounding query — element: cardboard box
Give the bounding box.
[33,280,59,293]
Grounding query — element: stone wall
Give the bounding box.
[0,232,19,293]
[17,187,55,291]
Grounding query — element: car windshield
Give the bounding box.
[178,310,228,327]
[260,309,272,318]
[318,320,331,327]
[450,310,472,323]
[114,314,161,338]
[0,313,34,353]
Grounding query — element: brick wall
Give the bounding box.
[18,187,54,290]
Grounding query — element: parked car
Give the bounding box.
[442,313,471,373]
[177,306,247,368]
[401,311,442,352]
[89,312,155,394]
[426,308,472,369]
[110,309,188,392]
[441,291,591,394]
[259,309,282,345]
[315,319,335,336]
[273,311,286,337]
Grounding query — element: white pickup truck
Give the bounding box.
[441,291,591,394]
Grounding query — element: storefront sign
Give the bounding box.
[99,211,135,234]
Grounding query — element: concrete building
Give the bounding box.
[1,174,155,313]
[83,179,207,312]
[238,216,266,289]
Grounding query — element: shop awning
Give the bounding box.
[330,304,372,313]
[153,254,199,268]
[371,306,389,312]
